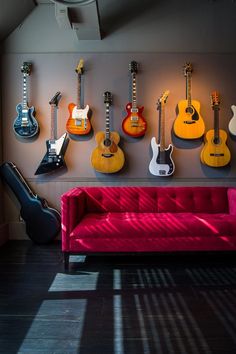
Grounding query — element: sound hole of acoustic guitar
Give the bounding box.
[104,139,111,147]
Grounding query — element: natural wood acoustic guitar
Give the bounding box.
[200,91,231,167]
[66,59,92,135]
[91,91,125,173]
[173,62,205,139]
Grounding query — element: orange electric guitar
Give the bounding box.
[173,63,205,139]
[122,61,147,137]
[200,91,231,167]
[66,59,91,135]
[91,91,125,173]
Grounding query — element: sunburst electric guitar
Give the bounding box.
[173,63,205,139]
[122,61,147,137]
[35,92,68,175]
[66,59,91,135]
[91,91,125,173]
[149,90,175,176]
[13,62,39,138]
[200,91,231,167]
[228,105,236,136]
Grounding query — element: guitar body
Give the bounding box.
[35,133,68,175]
[174,99,205,139]
[200,129,231,167]
[13,103,39,138]
[0,162,61,244]
[149,137,175,176]
[122,103,147,137]
[66,103,91,135]
[228,105,236,136]
[91,131,125,173]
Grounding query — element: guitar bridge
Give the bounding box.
[75,119,82,126]
[210,153,224,157]
[159,170,166,175]
[102,153,114,158]
[184,121,196,124]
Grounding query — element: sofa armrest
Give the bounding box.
[227,188,236,215]
[61,188,86,251]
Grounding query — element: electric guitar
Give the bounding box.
[122,61,147,137]
[91,91,125,173]
[35,92,68,175]
[173,62,205,139]
[0,162,61,244]
[149,90,175,176]
[200,91,231,167]
[13,62,39,138]
[66,59,91,135]
[228,105,236,136]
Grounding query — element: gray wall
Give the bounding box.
[1,1,236,239]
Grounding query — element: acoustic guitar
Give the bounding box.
[35,92,68,175]
[0,162,61,244]
[66,59,91,135]
[173,63,205,139]
[149,90,175,176]
[13,62,39,139]
[228,105,236,136]
[91,91,125,173]
[200,91,231,167]
[122,61,147,137]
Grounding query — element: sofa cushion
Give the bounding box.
[70,212,236,239]
[82,187,229,214]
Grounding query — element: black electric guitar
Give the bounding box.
[0,162,61,244]
[35,92,68,175]
[13,62,39,138]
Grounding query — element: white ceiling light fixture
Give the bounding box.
[51,0,101,40]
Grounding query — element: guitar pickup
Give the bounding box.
[75,119,82,126]
[210,153,224,156]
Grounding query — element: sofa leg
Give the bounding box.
[64,252,70,271]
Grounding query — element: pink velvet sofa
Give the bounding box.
[61,186,236,269]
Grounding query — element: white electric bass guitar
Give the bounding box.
[149,90,175,176]
[228,105,236,136]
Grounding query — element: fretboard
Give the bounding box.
[186,72,192,107]
[22,74,28,109]
[158,104,165,151]
[77,73,81,109]
[131,73,137,109]
[105,103,110,140]
[213,108,220,143]
[50,104,57,140]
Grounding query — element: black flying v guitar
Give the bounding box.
[13,62,39,138]
[35,92,68,175]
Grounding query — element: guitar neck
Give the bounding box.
[22,73,28,109]
[77,73,81,108]
[186,73,192,106]
[131,73,137,109]
[158,104,165,151]
[105,103,110,139]
[50,104,57,140]
[214,108,220,143]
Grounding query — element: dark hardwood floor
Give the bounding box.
[0,241,236,353]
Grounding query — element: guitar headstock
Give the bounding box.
[21,62,32,76]
[49,91,62,106]
[104,91,112,106]
[184,62,193,77]
[211,91,220,110]
[76,59,84,75]
[157,90,170,110]
[129,61,138,74]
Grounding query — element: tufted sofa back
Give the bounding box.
[80,186,229,214]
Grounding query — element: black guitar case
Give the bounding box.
[0,162,61,244]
